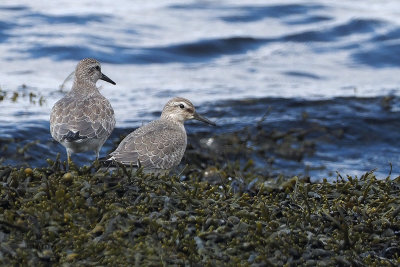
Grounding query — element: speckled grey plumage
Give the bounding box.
[106,97,215,173]
[50,58,116,161]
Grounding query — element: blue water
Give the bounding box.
[1,0,400,179]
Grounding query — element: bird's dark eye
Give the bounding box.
[179,104,185,109]
[95,66,100,71]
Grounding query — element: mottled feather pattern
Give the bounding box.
[103,96,215,172]
[50,93,115,143]
[110,120,186,169]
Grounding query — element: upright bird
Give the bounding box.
[102,97,216,173]
[50,58,116,164]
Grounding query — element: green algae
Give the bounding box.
[0,161,399,266]
[0,85,45,105]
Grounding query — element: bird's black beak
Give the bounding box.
[193,112,216,126]
[100,73,116,85]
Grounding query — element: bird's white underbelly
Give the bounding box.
[61,138,105,154]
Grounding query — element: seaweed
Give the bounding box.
[0,160,399,265]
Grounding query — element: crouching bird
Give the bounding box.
[101,97,216,174]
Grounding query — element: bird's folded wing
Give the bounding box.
[50,96,115,142]
[110,120,186,169]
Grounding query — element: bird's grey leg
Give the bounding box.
[67,149,72,169]
[93,149,101,167]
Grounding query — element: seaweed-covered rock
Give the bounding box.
[0,162,399,265]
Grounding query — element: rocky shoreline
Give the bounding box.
[1,97,400,265]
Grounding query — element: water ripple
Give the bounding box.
[220,4,326,23]
[21,36,269,63]
[284,18,386,43]
[0,5,28,11]
[23,13,112,25]
[352,42,400,68]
